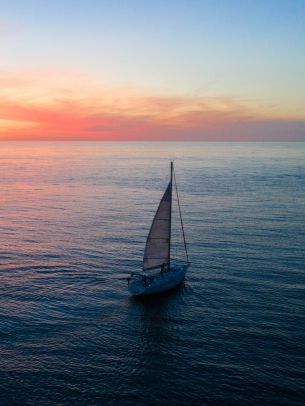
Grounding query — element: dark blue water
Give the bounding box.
[1,142,304,405]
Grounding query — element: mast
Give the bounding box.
[168,161,173,270]
[173,165,189,264]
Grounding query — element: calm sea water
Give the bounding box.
[0,142,304,405]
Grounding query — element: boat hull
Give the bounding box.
[128,264,189,296]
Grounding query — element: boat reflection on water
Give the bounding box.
[126,282,192,401]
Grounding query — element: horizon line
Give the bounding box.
[1,139,304,143]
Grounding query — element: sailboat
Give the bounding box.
[128,162,190,296]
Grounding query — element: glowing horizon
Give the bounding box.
[1,1,304,141]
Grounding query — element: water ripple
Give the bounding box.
[0,142,304,405]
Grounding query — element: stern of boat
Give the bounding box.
[128,262,190,296]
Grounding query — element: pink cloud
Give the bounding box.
[0,69,304,141]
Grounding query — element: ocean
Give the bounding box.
[0,142,304,405]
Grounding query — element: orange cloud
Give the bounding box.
[0,69,304,141]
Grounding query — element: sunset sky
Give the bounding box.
[1,0,304,141]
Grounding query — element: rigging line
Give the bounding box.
[173,166,189,263]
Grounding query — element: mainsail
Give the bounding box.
[143,181,172,270]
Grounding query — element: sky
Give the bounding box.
[0,0,304,141]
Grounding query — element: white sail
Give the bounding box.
[143,181,172,270]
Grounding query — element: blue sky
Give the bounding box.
[0,0,304,140]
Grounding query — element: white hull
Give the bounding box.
[128,263,189,296]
